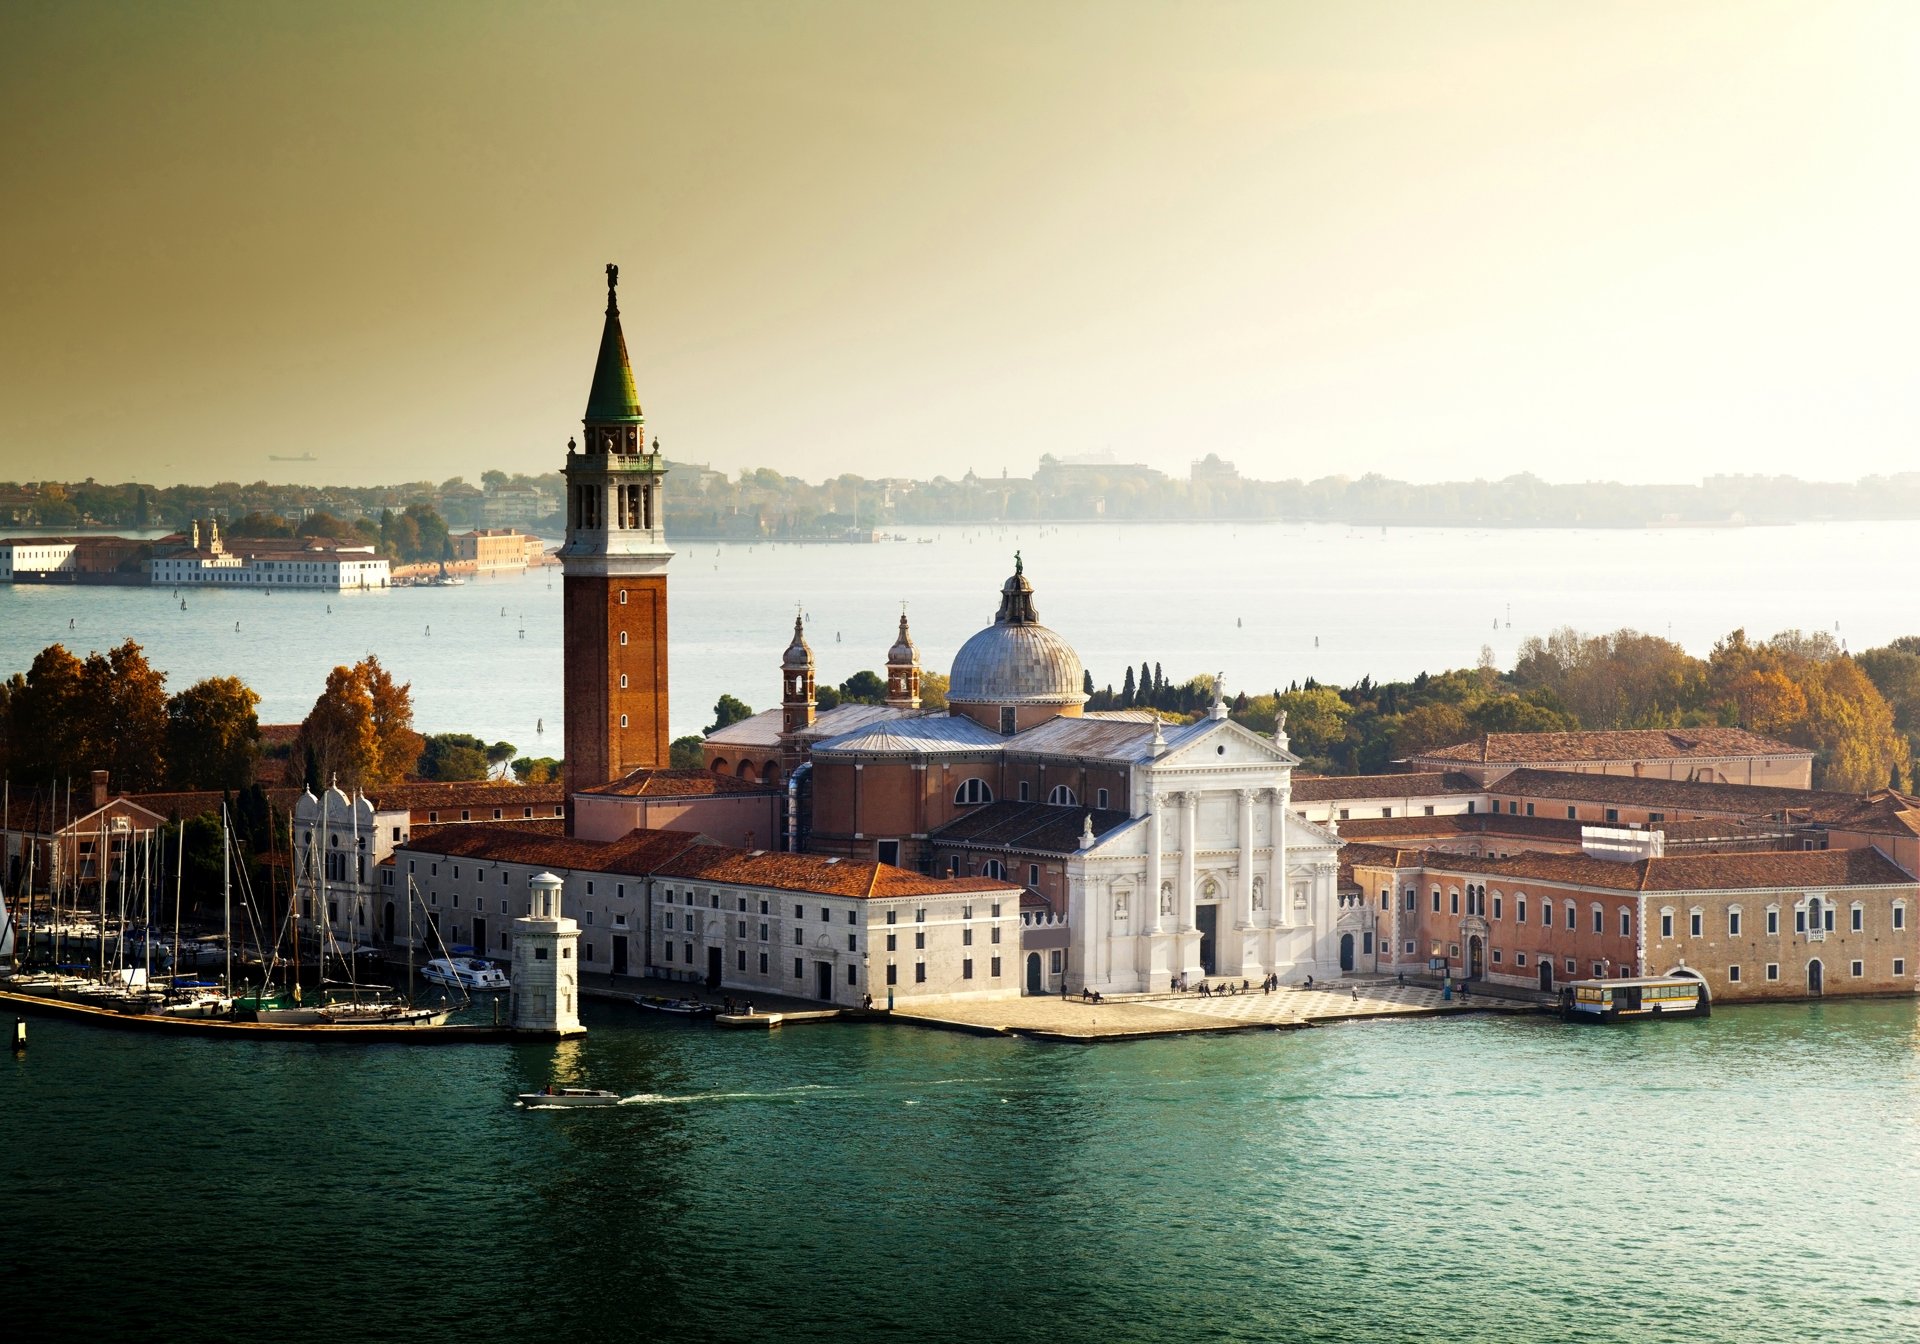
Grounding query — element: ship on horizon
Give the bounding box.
[268,453,317,462]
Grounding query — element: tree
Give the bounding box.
[1799,658,1909,792]
[83,641,170,791]
[0,643,89,784]
[919,671,950,711]
[1392,703,1471,757]
[166,676,261,790]
[1273,688,1352,766]
[418,733,491,782]
[838,671,887,705]
[1120,666,1136,708]
[511,756,562,784]
[293,655,419,791]
[706,695,753,734]
[669,736,706,769]
[1083,670,1094,697]
[486,741,518,778]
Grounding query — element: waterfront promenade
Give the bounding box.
[895,975,1543,1041]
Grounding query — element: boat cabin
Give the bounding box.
[1560,975,1709,1023]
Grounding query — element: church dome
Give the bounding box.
[948,562,1087,707]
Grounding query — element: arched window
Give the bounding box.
[954,778,993,805]
[710,757,729,775]
[981,859,1008,880]
[1048,785,1077,806]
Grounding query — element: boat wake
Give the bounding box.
[618,1085,838,1106]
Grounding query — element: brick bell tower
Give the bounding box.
[560,263,671,808]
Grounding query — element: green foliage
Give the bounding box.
[669,736,706,770]
[837,670,888,705]
[511,756,562,784]
[418,733,491,782]
[166,676,261,790]
[705,694,753,734]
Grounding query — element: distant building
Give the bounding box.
[1190,453,1238,483]
[451,528,538,573]
[148,519,389,590]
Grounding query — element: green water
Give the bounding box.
[4,1001,1918,1344]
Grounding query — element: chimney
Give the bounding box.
[90,769,109,810]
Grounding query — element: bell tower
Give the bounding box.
[559,263,671,805]
[782,614,816,733]
[886,610,920,709]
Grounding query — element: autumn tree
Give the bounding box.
[1273,687,1352,768]
[166,676,262,790]
[293,656,420,791]
[919,671,950,711]
[3,641,171,790]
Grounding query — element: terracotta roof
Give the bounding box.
[1291,771,1481,802]
[398,823,706,876]
[1399,846,1915,893]
[366,781,567,812]
[1492,768,1837,817]
[1415,729,1807,765]
[258,723,301,747]
[128,787,302,820]
[652,847,1020,900]
[930,800,1132,855]
[580,768,778,798]
[1332,813,1585,843]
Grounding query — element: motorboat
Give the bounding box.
[517,1087,623,1108]
[317,999,447,1025]
[633,995,715,1017]
[421,956,510,992]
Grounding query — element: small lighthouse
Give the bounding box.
[511,872,585,1036]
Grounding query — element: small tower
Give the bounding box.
[782,614,816,733]
[510,872,585,1036]
[886,610,920,709]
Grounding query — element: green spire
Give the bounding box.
[584,262,643,425]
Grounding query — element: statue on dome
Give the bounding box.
[1014,550,1023,576]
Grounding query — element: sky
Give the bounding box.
[2,1,1916,489]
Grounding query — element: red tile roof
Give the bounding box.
[579,768,778,798]
[1332,813,1584,842]
[1415,729,1806,765]
[653,848,1020,900]
[368,781,567,812]
[1291,771,1481,802]
[1371,846,1914,893]
[397,823,706,876]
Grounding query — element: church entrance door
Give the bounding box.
[1026,953,1042,995]
[1538,959,1554,992]
[1468,937,1484,979]
[1339,933,1354,972]
[1196,904,1218,975]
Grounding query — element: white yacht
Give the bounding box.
[421,956,510,992]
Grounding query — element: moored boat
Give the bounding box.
[1560,976,1709,1023]
[422,956,511,992]
[633,995,715,1017]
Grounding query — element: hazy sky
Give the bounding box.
[3,1,1915,489]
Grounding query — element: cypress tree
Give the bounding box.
[1121,666,1136,707]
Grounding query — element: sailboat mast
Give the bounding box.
[172,817,185,987]
[96,821,107,981]
[223,805,233,993]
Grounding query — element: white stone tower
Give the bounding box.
[511,871,585,1036]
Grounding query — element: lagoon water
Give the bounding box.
[5,999,1919,1343]
[4,519,1920,747]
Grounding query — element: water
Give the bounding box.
[3,519,1916,745]
[4,1000,1917,1342]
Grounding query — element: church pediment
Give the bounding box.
[1154,718,1300,770]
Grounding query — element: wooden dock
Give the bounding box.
[0,988,517,1043]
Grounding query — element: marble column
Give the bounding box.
[1270,786,1289,927]
[1178,791,1198,932]
[1235,788,1256,931]
[1143,795,1164,936]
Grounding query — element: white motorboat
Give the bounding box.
[633,995,715,1017]
[421,956,510,992]
[517,1087,622,1108]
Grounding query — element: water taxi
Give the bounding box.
[517,1087,623,1108]
[1560,976,1709,1023]
[421,956,511,992]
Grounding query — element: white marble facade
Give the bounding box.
[1066,713,1343,993]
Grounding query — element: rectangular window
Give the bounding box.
[991,957,1002,977]
[1852,907,1863,932]
[915,931,926,950]
[1339,808,1350,821]
[1768,908,1779,934]
[1019,781,1030,802]
[1507,801,1518,815]
[848,964,859,986]
[1729,910,1742,936]
[1492,895,1502,920]
[1766,963,1780,981]
[1097,789,1109,809]
[737,919,746,938]
[886,963,898,985]
[737,949,747,971]
[1620,911,1631,938]
[1431,889,1441,913]
[794,958,804,979]
[1405,889,1416,911]
[1028,864,1040,887]
[962,958,974,980]
[1542,904,1552,929]
[1565,958,1575,974]
[1526,803,1535,817]
[1824,907,1835,932]
[1894,958,1906,976]
[1405,941,1416,955]
[1896,907,1907,930]
[1050,950,1063,973]
[1516,952,1527,967]
[1660,912,1673,938]
[848,934,857,952]
[1605,808,1619,823]
[1851,960,1864,978]
[1492,949,1503,964]
[963,928,973,946]
[1517,897,1526,923]
[876,839,900,866]
[887,933,897,951]
[1728,965,1741,983]
[1566,806,1577,820]
[914,962,927,983]
[1796,909,1807,933]
[760,923,768,941]
[1593,909,1603,934]
[759,952,769,974]
[1449,891,1459,915]
[1689,912,1702,938]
